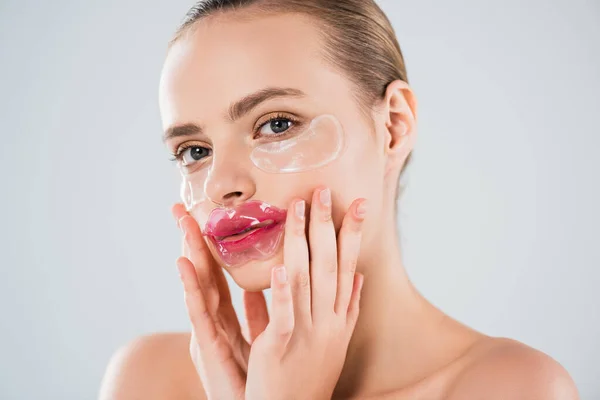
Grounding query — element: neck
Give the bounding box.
[332,221,481,398]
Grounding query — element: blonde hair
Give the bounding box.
[169,0,413,201]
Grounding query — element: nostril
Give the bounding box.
[223,191,243,200]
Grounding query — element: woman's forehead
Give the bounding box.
[162,14,324,98]
[159,13,352,128]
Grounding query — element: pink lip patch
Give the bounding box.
[215,220,275,241]
[202,200,287,267]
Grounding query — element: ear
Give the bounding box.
[383,80,418,176]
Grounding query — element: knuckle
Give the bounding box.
[321,212,332,223]
[184,287,202,303]
[274,323,294,339]
[294,271,311,291]
[189,308,211,328]
[343,217,362,234]
[276,316,295,335]
[276,330,292,343]
[211,335,230,357]
[275,283,292,300]
[293,224,306,237]
[345,257,358,275]
[350,220,363,233]
[326,261,338,274]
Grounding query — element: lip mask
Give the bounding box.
[202,200,287,267]
[177,113,345,266]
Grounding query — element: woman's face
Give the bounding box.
[159,12,391,290]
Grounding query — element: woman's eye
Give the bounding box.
[179,146,211,166]
[259,118,294,136]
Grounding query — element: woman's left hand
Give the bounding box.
[245,187,367,400]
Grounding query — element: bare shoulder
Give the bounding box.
[98,332,205,400]
[446,337,579,400]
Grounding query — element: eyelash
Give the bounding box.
[168,113,300,163]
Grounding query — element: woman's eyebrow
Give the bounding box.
[162,86,306,143]
[227,86,305,122]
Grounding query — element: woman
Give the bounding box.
[100,0,579,399]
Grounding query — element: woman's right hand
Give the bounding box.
[171,204,270,400]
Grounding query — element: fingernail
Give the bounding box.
[275,266,287,284]
[320,188,331,207]
[295,200,305,219]
[356,200,368,218]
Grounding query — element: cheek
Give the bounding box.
[333,137,384,201]
[330,141,385,229]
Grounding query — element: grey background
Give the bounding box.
[1,0,598,398]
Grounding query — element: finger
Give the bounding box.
[334,198,367,316]
[346,273,365,331]
[177,256,218,344]
[309,187,338,324]
[171,203,196,266]
[180,211,235,307]
[171,202,188,228]
[172,203,192,257]
[175,206,250,373]
[173,203,232,305]
[182,235,191,259]
[178,211,244,363]
[179,214,221,315]
[283,197,312,327]
[266,265,294,354]
[243,290,269,344]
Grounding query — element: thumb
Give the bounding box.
[243,289,269,344]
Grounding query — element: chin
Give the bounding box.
[220,251,285,292]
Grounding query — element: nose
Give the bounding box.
[204,152,256,208]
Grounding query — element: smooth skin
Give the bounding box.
[99,9,579,400]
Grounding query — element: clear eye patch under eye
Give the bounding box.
[179,114,345,212]
[250,114,344,173]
